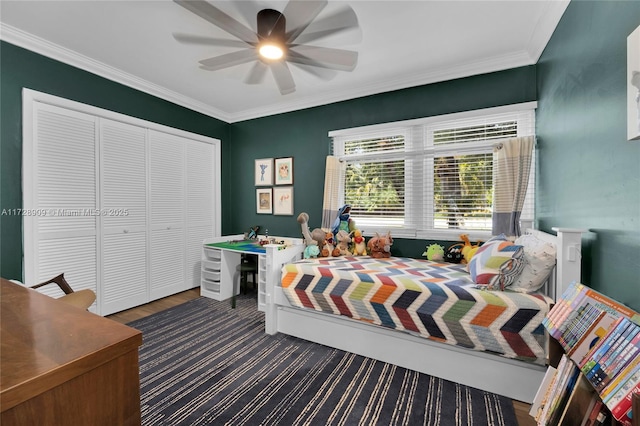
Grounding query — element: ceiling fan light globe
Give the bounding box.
[259,44,284,60]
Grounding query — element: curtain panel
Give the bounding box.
[321,156,345,230]
[492,136,535,237]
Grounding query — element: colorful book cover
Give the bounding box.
[587,320,639,387]
[581,317,627,372]
[561,303,602,349]
[595,327,640,391]
[609,374,640,425]
[568,311,610,364]
[602,361,640,403]
[545,282,585,335]
[549,284,589,339]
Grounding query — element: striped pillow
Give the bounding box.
[468,238,525,290]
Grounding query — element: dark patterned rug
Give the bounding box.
[128,295,517,426]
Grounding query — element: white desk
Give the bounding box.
[200,235,304,311]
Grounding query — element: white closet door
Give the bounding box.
[186,140,216,288]
[148,130,185,300]
[24,103,98,304]
[99,119,148,315]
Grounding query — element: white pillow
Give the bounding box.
[508,234,557,293]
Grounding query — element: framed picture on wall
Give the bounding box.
[274,157,294,185]
[256,188,272,214]
[628,24,640,140]
[255,158,273,186]
[273,186,293,215]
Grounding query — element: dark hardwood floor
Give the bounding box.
[107,288,536,426]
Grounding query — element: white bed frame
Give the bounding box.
[261,227,584,403]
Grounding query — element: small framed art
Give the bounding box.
[256,188,272,214]
[273,186,293,215]
[628,24,640,140]
[255,158,273,186]
[274,157,294,185]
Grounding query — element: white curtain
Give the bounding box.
[321,156,345,229]
[492,136,535,237]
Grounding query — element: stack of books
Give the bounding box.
[533,283,640,425]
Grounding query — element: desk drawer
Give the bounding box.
[203,247,222,261]
[202,270,220,282]
[201,278,220,293]
[202,259,221,272]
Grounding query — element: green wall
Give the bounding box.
[0,41,229,280]
[536,0,640,310]
[228,67,537,257]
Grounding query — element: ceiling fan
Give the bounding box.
[173,0,360,95]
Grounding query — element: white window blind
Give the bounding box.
[330,103,536,239]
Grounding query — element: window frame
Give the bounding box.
[329,102,536,240]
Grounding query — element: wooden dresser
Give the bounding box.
[1,279,142,425]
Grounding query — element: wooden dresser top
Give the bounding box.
[1,278,142,410]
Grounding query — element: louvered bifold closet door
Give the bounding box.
[99,119,148,315]
[24,104,98,307]
[148,130,186,300]
[186,139,215,288]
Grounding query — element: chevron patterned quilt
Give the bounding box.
[281,256,552,364]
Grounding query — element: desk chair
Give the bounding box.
[231,254,258,309]
[30,273,96,310]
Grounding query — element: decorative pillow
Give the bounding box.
[508,234,557,293]
[468,239,525,290]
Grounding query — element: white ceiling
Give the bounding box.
[0,0,569,123]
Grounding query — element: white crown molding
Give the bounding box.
[0,23,233,123]
[525,0,570,61]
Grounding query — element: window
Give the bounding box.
[330,103,536,239]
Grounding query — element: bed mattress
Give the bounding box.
[281,256,552,364]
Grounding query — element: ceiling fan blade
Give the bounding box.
[270,62,296,95]
[229,0,261,32]
[244,61,269,85]
[199,49,257,71]
[288,45,358,72]
[173,0,258,44]
[291,4,359,44]
[282,0,328,43]
[173,33,252,48]
[290,62,337,81]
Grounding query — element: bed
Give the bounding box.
[261,228,584,403]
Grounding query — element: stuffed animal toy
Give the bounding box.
[459,234,482,264]
[321,231,338,257]
[367,231,393,258]
[335,230,352,256]
[331,204,356,238]
[422,244,444,261]
[304,244,320,259]
[297,212,328,249]
[351,229,367,255]
[444,244,464,263]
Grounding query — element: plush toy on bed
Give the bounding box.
[459,234,482,264]
[422,244,444,261]
[350,229,367,255]
[304,244,320,259]
[368,231,393,258]
[444,244,464,263]
[321,231,340,257]
[297,212,324,259]
[335,230,352,256]
[297,212,328,250]
[331,204,356,239]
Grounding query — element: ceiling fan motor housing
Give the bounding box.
[258,9,286,51]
